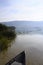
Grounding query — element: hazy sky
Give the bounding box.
[0,0,43,22]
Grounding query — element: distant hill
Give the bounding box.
[1,21,43,34]
[1,21,43,27]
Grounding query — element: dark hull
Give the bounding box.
[5,51,25,65]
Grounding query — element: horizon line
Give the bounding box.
[0,20,43,23]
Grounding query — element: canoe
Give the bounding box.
[5,51,25,65]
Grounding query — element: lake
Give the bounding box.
[0,34,43,65]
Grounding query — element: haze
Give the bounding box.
[0,0,43,22]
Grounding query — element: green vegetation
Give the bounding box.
[0,24,16,52]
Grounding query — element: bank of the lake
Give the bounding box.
[0,24,16,52]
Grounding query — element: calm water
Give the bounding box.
[0,34,43,65]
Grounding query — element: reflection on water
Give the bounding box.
[0,34,16,52]
[0,34,43,65]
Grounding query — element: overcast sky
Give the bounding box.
[0,0,43,22]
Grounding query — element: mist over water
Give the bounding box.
[0,21,43,65]
[2,21,43,34]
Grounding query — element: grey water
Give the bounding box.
[2,21,43,34]
[0,21,43,65]
[0,34,43,65]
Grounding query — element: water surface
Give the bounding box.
[0,34,43,65]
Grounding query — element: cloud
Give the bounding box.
[0,0,43,22]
